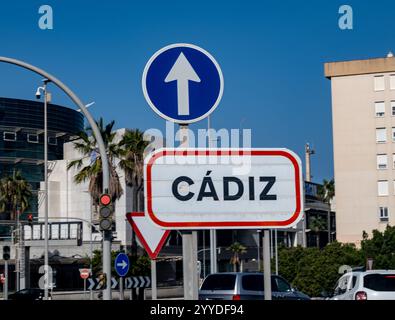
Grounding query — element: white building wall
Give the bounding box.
[38,128,134,249]
[327,61,395,245]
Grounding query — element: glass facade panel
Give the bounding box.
[0,98,83,239]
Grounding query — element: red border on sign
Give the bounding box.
[126,212,170,260]
[145,149,302,228]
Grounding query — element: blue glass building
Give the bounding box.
[0,97,84,222]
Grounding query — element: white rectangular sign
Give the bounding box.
[144,148,303,229]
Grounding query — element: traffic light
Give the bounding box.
[3,246,10,261]
[99,193,113,231]
[27,213,33,226]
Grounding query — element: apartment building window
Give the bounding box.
[393,154,395,169]
[375,101,385,117]
[378,180,389,196]
[392,128,395,142]
[377,154,388,169]
[379,207,389,222]
[392,101,395,116]
[376,128,387,143]
[391,74,395,90]
[27,134,38,143]
[374,75,385,91]
[3,132,16,141]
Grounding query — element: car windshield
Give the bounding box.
[201,274,236,291]
[364,274,395,292]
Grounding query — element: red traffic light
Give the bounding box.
[27,214,33,221]
[99,194,111,206]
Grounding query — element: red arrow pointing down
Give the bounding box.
[126,212,170,260]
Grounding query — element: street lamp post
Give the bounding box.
[15,209,20,291]
[79,189,95,300]
[36,79,51,300]
[0,56,111,299]
[197,247,220,278]
[90,197,94,300]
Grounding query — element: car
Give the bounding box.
[8,288,51,301]
[330,270,395,300]
[198,272,310,300]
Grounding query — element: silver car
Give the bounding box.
[199,272,310,300]
[331,270,395,300]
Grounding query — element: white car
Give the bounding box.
[331,270,395,300]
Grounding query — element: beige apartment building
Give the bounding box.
[325,53,395,245]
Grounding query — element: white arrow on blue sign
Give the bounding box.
[115,253,130,277]
[142,43,224,124]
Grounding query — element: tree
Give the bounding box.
[317,178,335,243]
[119,129,148,192]
[67,118,123,204]
[118,129,149,258]
[275,228,395,297]
[309,216,327,248]
[277,242,363,297]
[360,225,395,269]
[0,170,32,221]
[227,242,247,272]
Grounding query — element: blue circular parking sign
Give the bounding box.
[142,43,224,124]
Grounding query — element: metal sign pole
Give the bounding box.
[202,231,206,278]
[114,253,129,300]
[180,125,198,300]
[275,229,278,275]
[120,277,124,300]
[208,115,218,275]
[182,231,198,299]
[84,278,87,300]
[15,217,19,292]
[151,259,157,300]
[103,232,112,299]
[263,229,272,300]
[210,231,217,273]
[0,56,111,300]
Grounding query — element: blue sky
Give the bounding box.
[0,0,394,183]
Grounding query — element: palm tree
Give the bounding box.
[309,216,327,248]
[118,129,148,271]
[118,128,148,210]
[227,242,247,272]
[67,118,124,204]
[317,179,335,243]
[0,170,32,221]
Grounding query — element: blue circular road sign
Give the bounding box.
[115,253,129,277]
[142,43,224,124]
